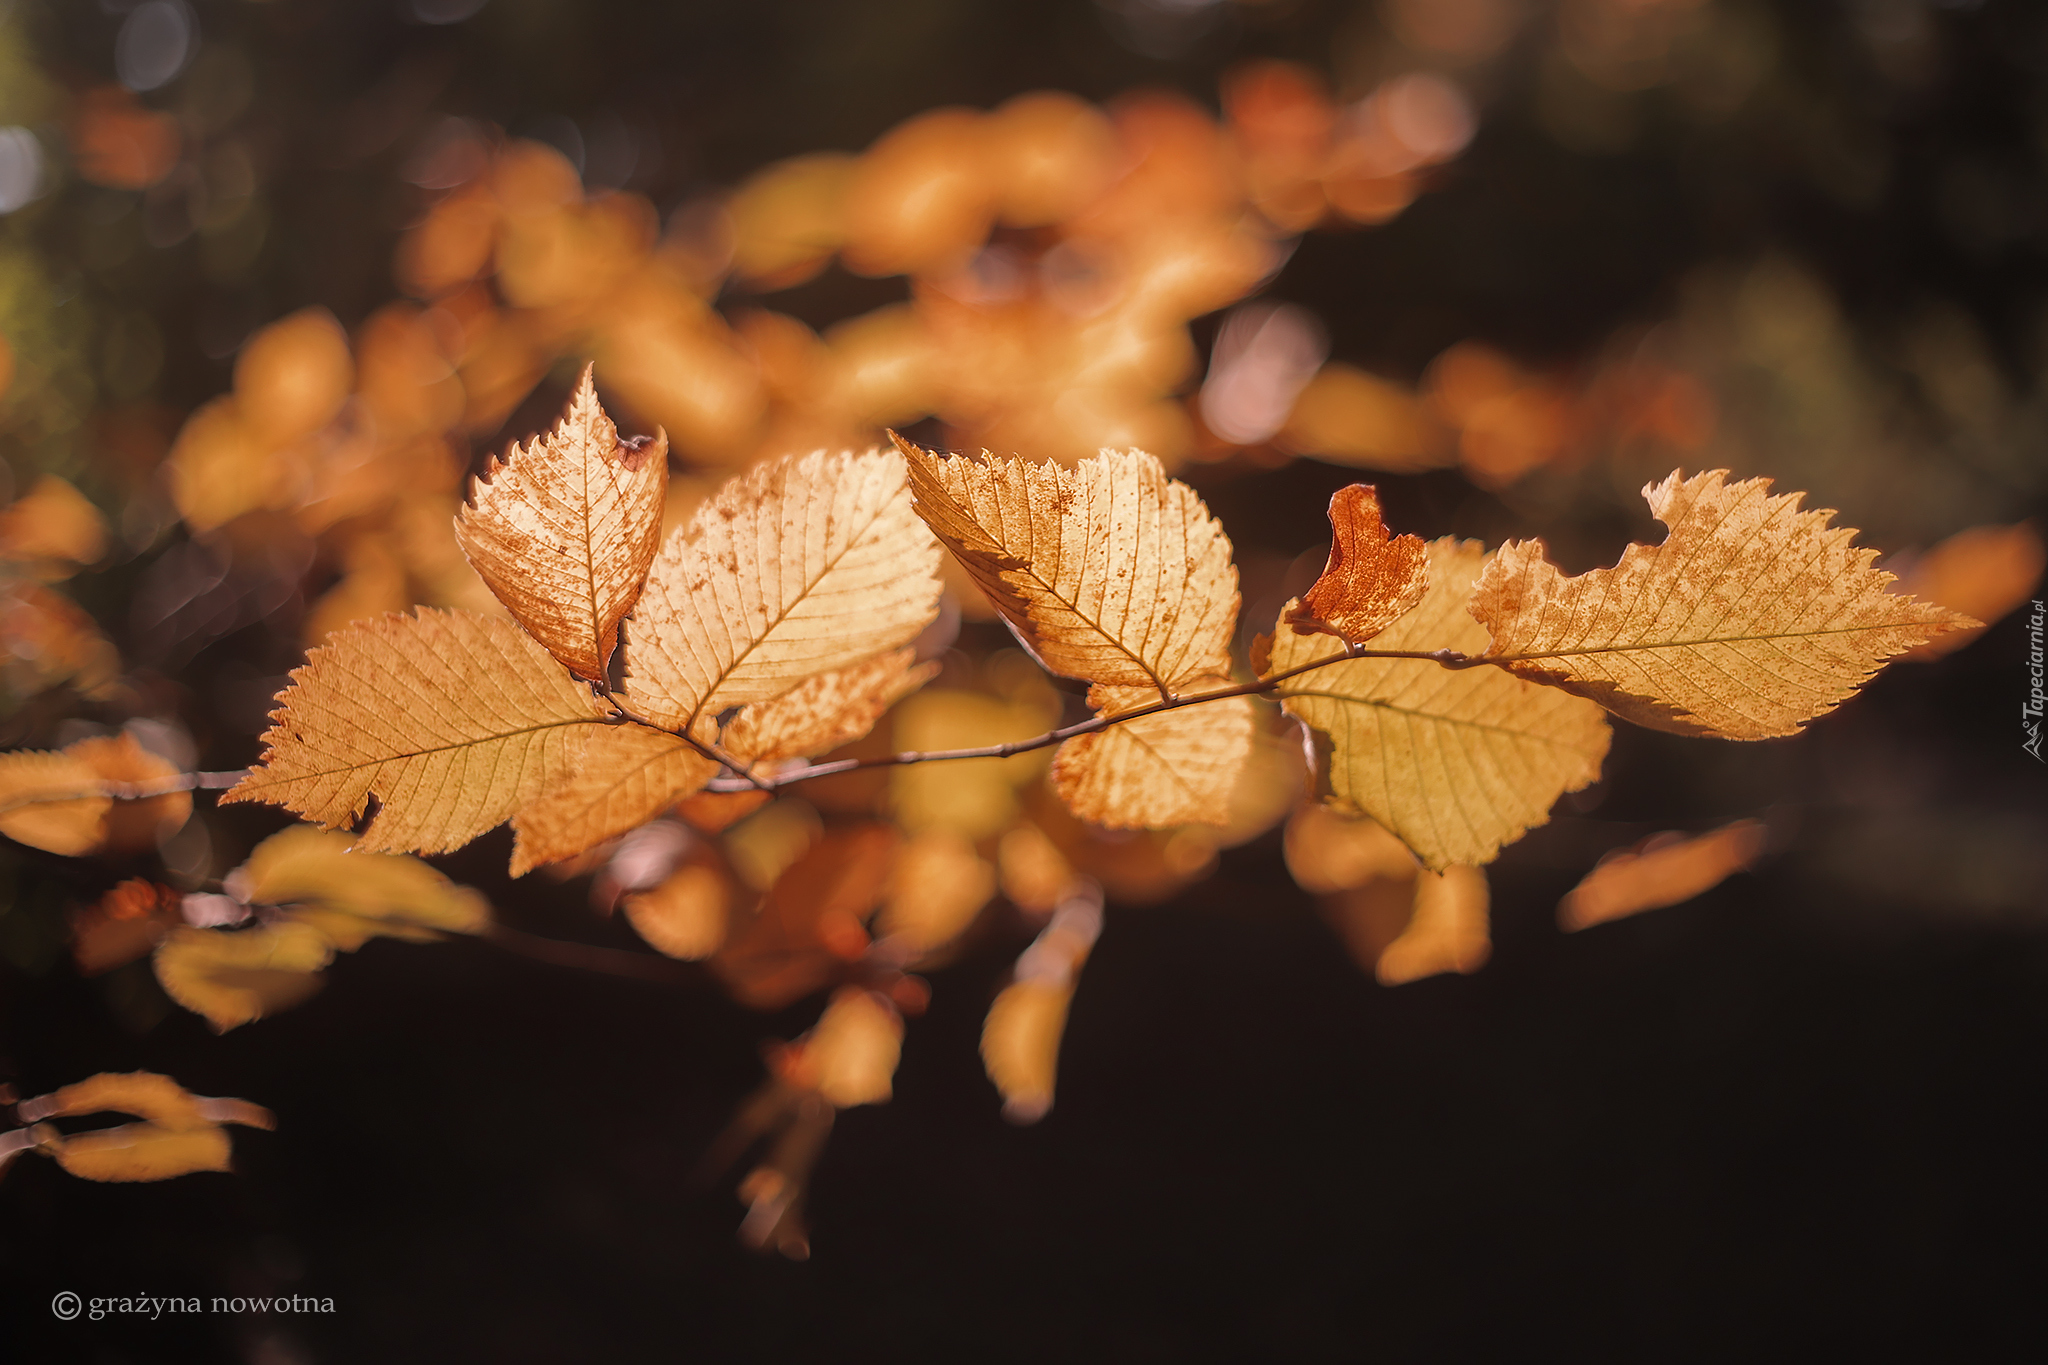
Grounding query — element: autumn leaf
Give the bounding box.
[509,724,717,876]
[1051,681,1254,827]
[981,887,1099,1122]
[714,824,900,1009]
[1267,538,1610,871]
[1558,819,1767,931]
[877,827,996,953]
[898,438,1237,694]
[783,989,904,1108]
[1468,469,1977,739]
[900,439,1252,826]
[720,649,937,767]
[16,1072,273,1183]
[455,364,668,681]
[69,732,191,853]
[981,980,1074,1123]
[222,609,611,856]
[232,825,490,948]
[1283,484,1429,645]
[1283,804,1417,894]
[1890,521,2045,661]
[623,851,733,960]
[72,879,180,975]
[0,749,110,855]
[153,922,335,1032]
[625,447,942,730]
[1375,864,1490,985]
[0,474,108,577]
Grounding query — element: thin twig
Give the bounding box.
[0,644,1488,816]
[482,922,700,983]
[0,769,247,818]
[701,640,1484,793]
[599,687,772,793]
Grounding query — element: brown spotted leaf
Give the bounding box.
[455,364,668,681]
[898,437,1238,694]
[1283,484,1429,645]
[625,447,942,730]
[222,609,611,855]
[1468,469,1977,739]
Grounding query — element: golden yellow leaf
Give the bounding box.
[623,855,732,960]
[877,828,996,953]
[233,825,490,948]
[898,438,1238,694]
[455,365,669,681]
[1283,484,1430,645]
[508,724,717,876]
[793,988,903,1108]
[0,749,109,855]
[16,1072,273,1184]
[1559,819,1767,931]
[1469,470,1976,739]
[1891,521,2045,661]
[1375,864,1490,985]
[723,797,824,893]
[153,922,335,1032]
[1051,681,1254,828]
[68,732,191,853]
[996,822,1080,913]
[890,686,1057,840]
[1279,362,1447,473]
[625,447,942,729]
[1283,804,1417,894]
[1268,538,1610,871]
[235,307,353,446]
[0,475,107,575]
[24,1071,211,1130]
[719,648,937,767]
[981,979,1074,1123]
[222,609,611,855]
[52,1124,233,1183]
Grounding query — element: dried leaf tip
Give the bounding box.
[1284,484,1430,645]
[455,362,669,681]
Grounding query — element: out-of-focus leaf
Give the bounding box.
[152,923,334,1032]
[1559,819,1768,931]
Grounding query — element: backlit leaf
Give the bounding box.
[1268,538,1610,871]
[509,724,717,876]
[899,438,1237,694]
[222,609,611,856]
[455,364,668,681]
[1283,484,1429,645]
[625,447,942,729]
[1051,681,1254,828]
[1469,469,1976,738]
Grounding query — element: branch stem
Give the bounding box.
[701,640,1484,793]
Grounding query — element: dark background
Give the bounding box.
[4,0,2047,1360]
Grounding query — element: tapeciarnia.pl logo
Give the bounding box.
[2025,599,2045,763]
